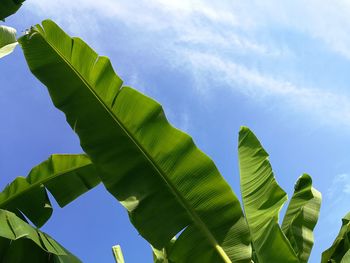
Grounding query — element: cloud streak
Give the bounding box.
[24,0,350,129]
[179,50,350,128]
[26,0,350,58]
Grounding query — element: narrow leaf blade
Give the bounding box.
[281,174,321,262]
[238,126,298,263]
[322,212,350,263]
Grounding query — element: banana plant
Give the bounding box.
[19,19,252,263]
[238,127,321,263]
[1,1,346,261]
[18,19,326,263]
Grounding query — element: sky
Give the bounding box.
[1,0,350,262]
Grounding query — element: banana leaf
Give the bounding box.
[322,212,350,263]
[19,20,252,263]
[341,250,350,263]
[238,126,298,263]
[0,154,100,227]
[0,208,80,262]
[281,174,321,263]
[0,0,25,20]
[0,25,17,58]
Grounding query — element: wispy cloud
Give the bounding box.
[26,0,350,58]
[240,0,350,59]
[25,0,273,54]
[177,50,350,127]
[24,0,350,129]
[31,0,350,59]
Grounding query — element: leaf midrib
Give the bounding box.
[35,26,233,263]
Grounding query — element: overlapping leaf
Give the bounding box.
[341,250,350,263]
[0,208,80,262]
[0,0,25,20]
[281,174,321,263]
[0,154,100,227]
[322,212,350,263]
[152,237,176,263]
[19,20,252,263]
[238,127,299,263]
[0,25,17,58]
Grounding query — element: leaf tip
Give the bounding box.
[294,173,312,191]
[239,126,250,133]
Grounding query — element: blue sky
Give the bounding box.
[2,1,350,262]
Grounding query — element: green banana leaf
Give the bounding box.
[281,174,321,263]
[152,237,176,263]
[19,19,252,263]
[0,154,100,227]
[322,212,350,263]
[112,245,125,263]
[238,126,298,263]
[0,25,17,58]
[0,0,25,20]
[0,208,80,262]
[341,250,350,263]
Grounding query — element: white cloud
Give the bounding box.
[177,50,350,128]
[245,0,350,59]
[23,0,350,128]
[25,0,350,58]
[25,0,272,54]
